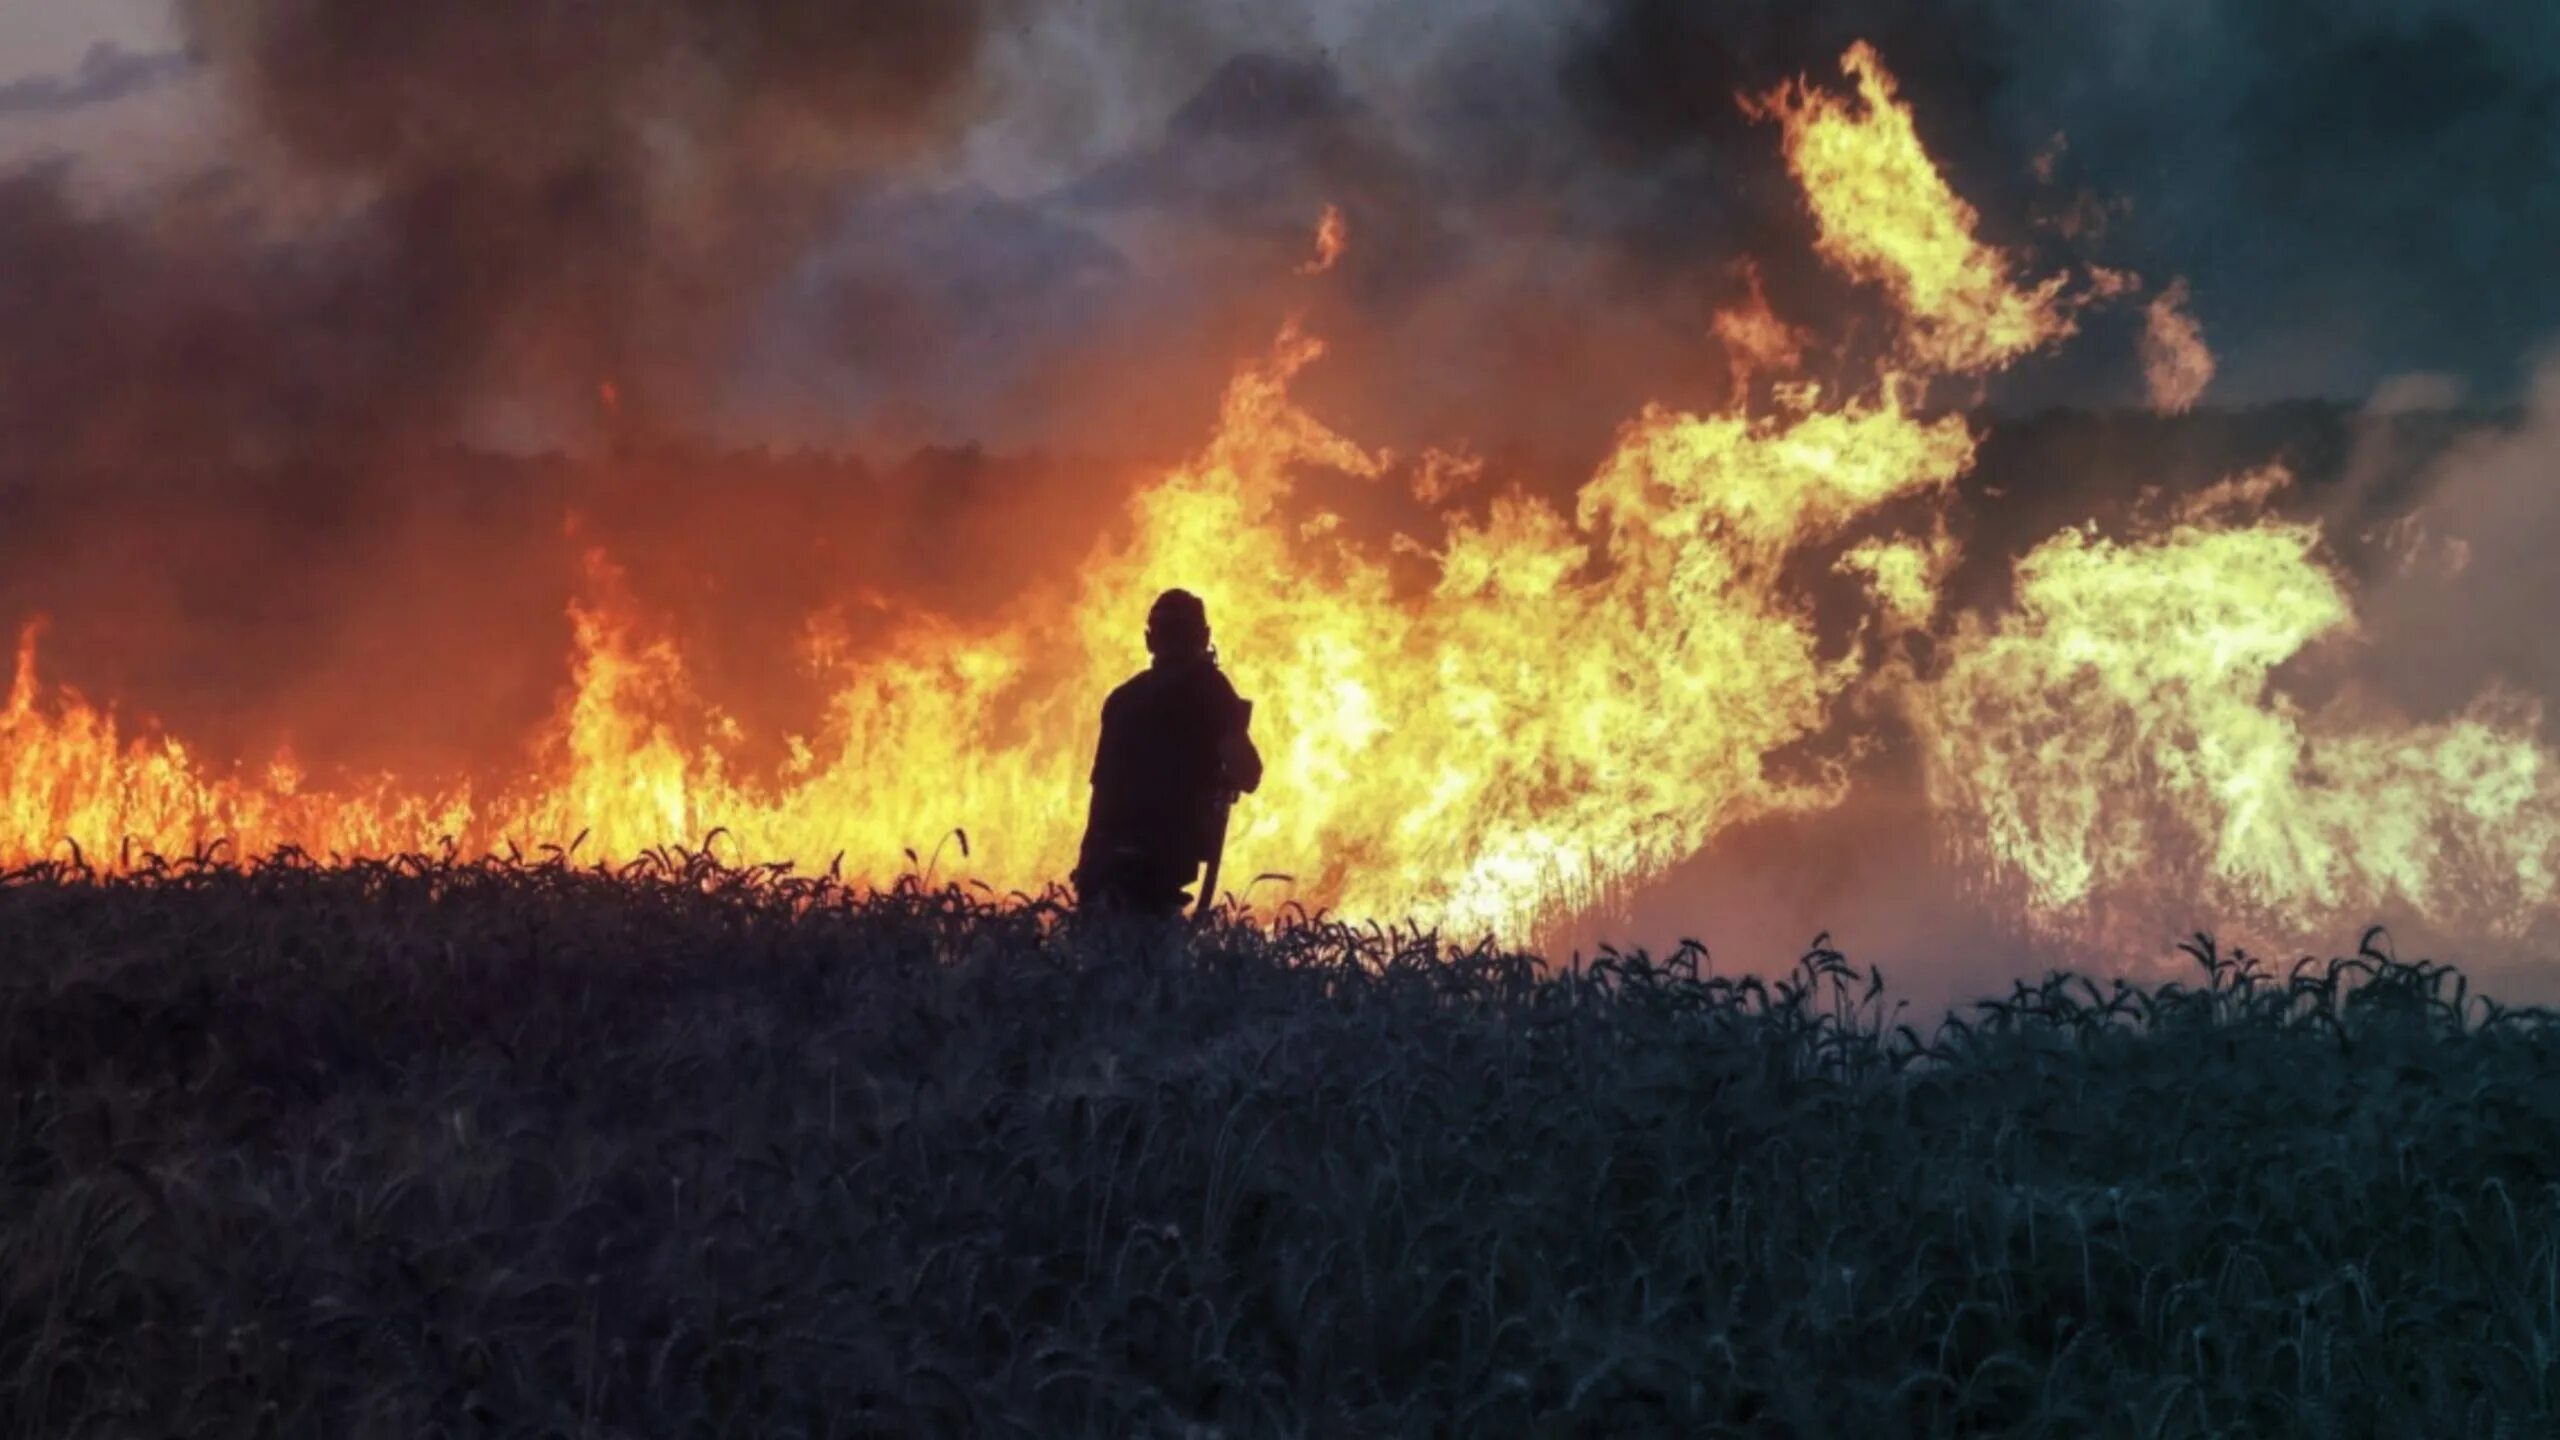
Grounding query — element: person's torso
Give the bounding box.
[1090,661,1235,852]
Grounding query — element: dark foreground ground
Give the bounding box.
[4,855,2558,1438]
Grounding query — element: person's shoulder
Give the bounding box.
[1103,669,1157,708]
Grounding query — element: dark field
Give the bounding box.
[5,855,2559,1438]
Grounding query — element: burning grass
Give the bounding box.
[4,853,2558,1436]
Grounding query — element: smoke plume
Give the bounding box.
[0,0,1025,774]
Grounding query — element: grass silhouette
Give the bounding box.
[4,846,2556,1436]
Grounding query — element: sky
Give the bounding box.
[0,0,184,168]
[0,0,155,70]
[3,0,2558,454]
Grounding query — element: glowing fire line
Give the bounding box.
[6,43,2554,953]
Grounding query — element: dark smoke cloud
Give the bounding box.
[0,0,1008,475]
[727,186,1131,451]
[895,1,2550,423]
[26,1,2551,481]
[182,0,986,170]
[2333,364,2560,719]
[0,0,1022,776]
[0,161,466,468]
[1072,52,1446,272]
[1560,0,2018,230]
[763,0,2560,458]
[2,0,1008,466]
[13,1,2558,462]
[161,0,1003,446]
[1553,0,2560,405]
[0,44,193,119]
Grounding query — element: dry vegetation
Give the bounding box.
[4,849,2558,1437]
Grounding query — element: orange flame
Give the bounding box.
[6,43,2553,959]
[2141,278,2214,414]
[1298,203,1347,276]
[1712,261,1809,399]
[0,325,1976,937]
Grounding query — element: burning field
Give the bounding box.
[5,20,2557,981]
[12,7,2560,1435]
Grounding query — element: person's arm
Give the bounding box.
[1221,693,1263,795]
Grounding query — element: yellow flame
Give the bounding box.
[0,305,1978,938]
[4,622,476,869]
[10,42,2551,959]
[1750,41,2072,375]
[1298,203,1347,276]
[1838,533,1947,634]
[1906,512,2558,943]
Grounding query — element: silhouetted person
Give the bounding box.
[1074,589,1262,918]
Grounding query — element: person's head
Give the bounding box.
[1145,588,1212,661]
